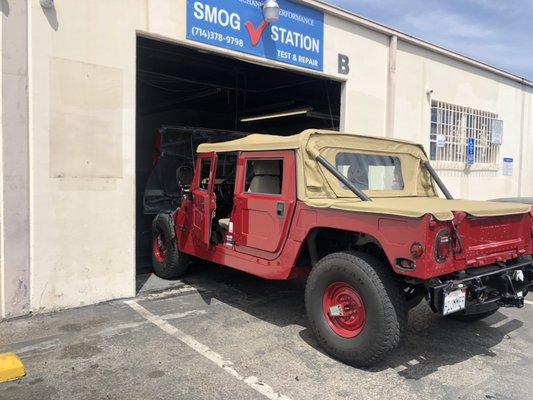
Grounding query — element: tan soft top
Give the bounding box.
[308,197,531,221]
[198,132,301,153]
[197,129,424,154]
[198,130,531,220]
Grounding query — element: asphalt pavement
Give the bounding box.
[1,262,532,400]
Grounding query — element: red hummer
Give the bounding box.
[151,129,533,366]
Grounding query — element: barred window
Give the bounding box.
[430,100,502,166]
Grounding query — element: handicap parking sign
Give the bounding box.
[467,138,475,165]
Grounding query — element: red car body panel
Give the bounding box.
[232,151,297,260]
[175,150,533,281]
[191,152,218,247]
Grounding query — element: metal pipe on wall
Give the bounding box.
[517,80,527,197]
[386,35,397,138]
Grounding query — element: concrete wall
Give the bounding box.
[27,0,146,312]
[0,1,3,319]
[323,15,389,136]
[0,0,526,316]
[394,41,532,200]
[2,0,30,318]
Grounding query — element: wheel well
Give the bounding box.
[294,228,426,308]
[295,228,389,269]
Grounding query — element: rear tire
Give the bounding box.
[305,251,407,367]
[446,307,499,322]
[151,213,189,279]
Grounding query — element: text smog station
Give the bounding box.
[187,0,324,71]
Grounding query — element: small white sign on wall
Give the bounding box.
[436,134,446,148]
[503,157,513,176]
[492,120,503,145]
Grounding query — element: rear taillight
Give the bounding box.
[435,230,452,263]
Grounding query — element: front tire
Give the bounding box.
[305,252,407,367]
[151,213,189,279]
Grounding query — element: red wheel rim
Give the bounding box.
[153,231,167,264]
[322,282,366,338]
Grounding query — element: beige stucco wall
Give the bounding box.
[23,0,533,314]
[28,0,145,311]
[395,41,532,200]
[0,8,3,319]
[323,15,389,136]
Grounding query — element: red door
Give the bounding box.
[191,152,217,247]
[232,151,296,259]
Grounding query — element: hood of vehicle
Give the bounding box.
[305,197,532,221]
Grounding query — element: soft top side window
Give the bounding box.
[244,159,283,195]
[336,153,404,191]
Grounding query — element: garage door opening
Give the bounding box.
[136,36,341,273]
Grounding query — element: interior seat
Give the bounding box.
[219,218,230,230]
[247,160,281,195]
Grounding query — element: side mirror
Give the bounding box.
[176,166,193,188]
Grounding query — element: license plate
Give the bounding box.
[443,288,467,315]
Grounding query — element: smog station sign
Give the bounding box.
[187,0,324,71]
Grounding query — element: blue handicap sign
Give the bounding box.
[467,138,475,165]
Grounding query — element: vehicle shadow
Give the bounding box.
[136,273,152,294]
[366,308,523,380]
[183,262,524,380]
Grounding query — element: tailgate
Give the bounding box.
[455,213,531,265]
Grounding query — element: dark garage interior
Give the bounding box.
[135,36,342,272]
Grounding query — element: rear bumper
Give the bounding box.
[427,257,533,315]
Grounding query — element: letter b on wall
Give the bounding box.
[338,54,350,75]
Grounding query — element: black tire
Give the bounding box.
[305,251,407,367]
[151,213,190,279]
[446,307,499,322]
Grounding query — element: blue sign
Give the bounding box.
[467,138,475,165]
[187,0,324,71]
[503,157,513,176]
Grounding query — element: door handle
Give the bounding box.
[276,202,285,218]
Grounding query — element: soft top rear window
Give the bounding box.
[335,153,404,191]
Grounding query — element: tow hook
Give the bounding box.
[513,270,525,282]
[427,259,533,313]
[502,273,525,308]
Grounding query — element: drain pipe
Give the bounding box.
[517,79,526,197]
[386,35,398,138]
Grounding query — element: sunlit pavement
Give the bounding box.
[1,262,532,400]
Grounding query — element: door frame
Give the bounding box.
[191,152,218,247]
[232,150,297,259]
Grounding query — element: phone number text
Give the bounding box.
[190,27,245,48]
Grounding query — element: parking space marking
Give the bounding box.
[525,300,533,306]
[125,300,291,400]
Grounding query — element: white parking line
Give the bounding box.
[525,300,533,306]
[125,300,291,400]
